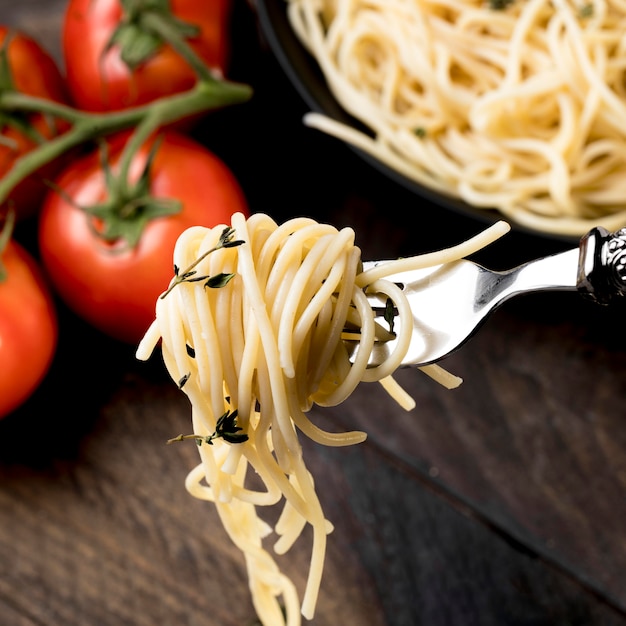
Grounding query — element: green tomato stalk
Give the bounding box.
[0,0,253,236]
[0,79,251,202]
[112,0,217,83]
[0,208,15,281]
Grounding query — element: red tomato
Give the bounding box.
[0,239,58,419]
[38,131,249,345]
[62,0,232,111]
[0,27,70,218]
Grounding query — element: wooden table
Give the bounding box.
[2,2,626,624]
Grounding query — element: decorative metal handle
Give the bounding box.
[578,226,626,304]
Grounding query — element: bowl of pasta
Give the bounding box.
[256,0,626,243]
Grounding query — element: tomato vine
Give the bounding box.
[0,0,252,211]
[0,209,14,281]
[0,77,251,206]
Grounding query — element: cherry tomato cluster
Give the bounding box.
[0,0,251,419]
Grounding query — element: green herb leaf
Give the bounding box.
[166,409,248,447]
[223,239,245,249]
[384,298,396,334]
[205,273,235,289]
[217,226,245,250]
[212,409,248,445]
[160,231,245,298]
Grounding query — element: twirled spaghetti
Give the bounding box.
[286,0,626,237]
[136,212,509,625]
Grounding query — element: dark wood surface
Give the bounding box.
[2,2,626,625]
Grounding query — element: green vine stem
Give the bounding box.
[137,7,215,83]
[0,208,15,281]
[0,0,253,210]
[0,77,252,206]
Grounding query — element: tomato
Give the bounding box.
[38,131,249,345]
[62,0,232,112]
[0,238,58,419]
[0,27,70,219]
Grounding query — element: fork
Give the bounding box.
[345,226,626,368]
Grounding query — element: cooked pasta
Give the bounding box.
[285,0,626,237]
[136,212,509,625]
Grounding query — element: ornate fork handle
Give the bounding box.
[578,227,626,305]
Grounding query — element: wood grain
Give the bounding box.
[1,1,626,625]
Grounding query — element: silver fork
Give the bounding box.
[346,226,626,368]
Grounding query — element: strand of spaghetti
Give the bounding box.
[501,0,547,86]
[251,360,317,520]
[292,460,329,620]
[274,490,308,555]
[214,244,243,408]
[180,405,223,501]
[308,246,362,393]
[378,375,417,411]
[287,392,367,447]
[220,322,244,427]
[196,432,234,505]
[554,0,626,127]
[172,230,241,503]
[223,433,284,506]
[360,278,414,383]
[259,218,332,290]
[135,319,159,359]
[221,382,319,624]
[264,226,340,311]
[311,283,376,407]
[277,231,350,377]
[231,212,302,458]
[184,462,214,501]
[213,496,300,626]
[419,363,464,389]
[253,384,330,621]
[190,256,226,416]
[221,440,245,477]
[236,296,263,432]
[160,226,218,402]
[500,137,571,214]
[281,231,355,378]
[155,291,188,384]
[356,220,511,286]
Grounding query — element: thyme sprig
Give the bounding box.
[167,409,248,446]
[160,226,244,298]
